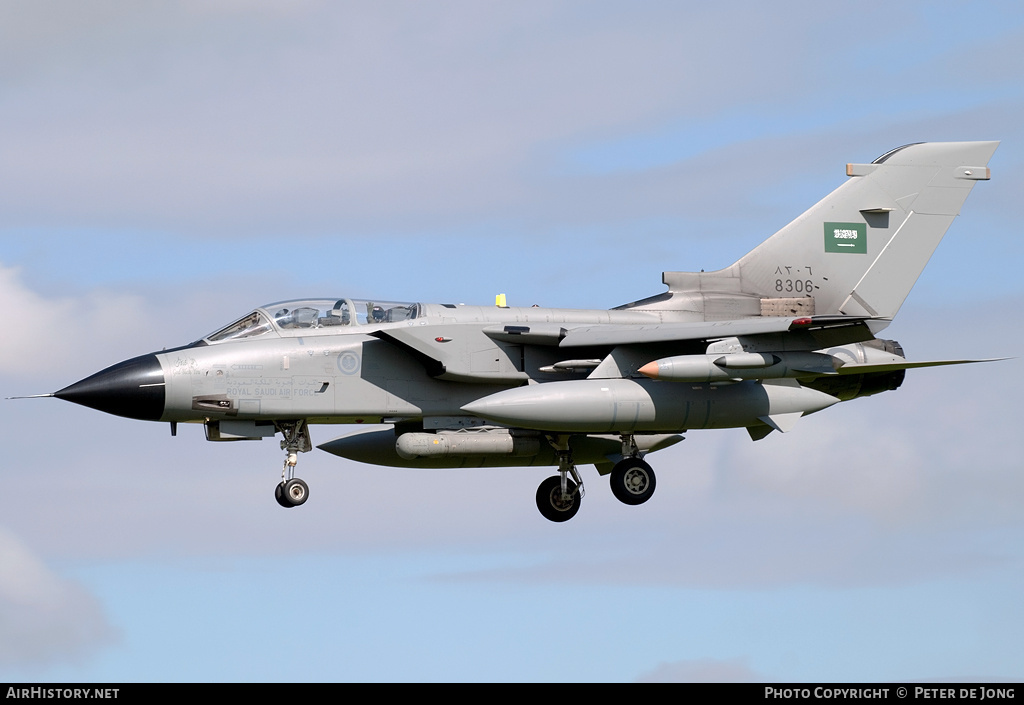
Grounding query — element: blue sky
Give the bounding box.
[2,1,1023,682]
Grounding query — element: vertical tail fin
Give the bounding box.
[662,141,998,320]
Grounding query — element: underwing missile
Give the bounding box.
[637,352,840,383]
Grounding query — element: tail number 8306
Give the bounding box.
[776,279,815,293]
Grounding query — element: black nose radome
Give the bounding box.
[55,353,165,421]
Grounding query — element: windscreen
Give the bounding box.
[206,311,274,342]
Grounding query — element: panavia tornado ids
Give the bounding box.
[33,141,999,521]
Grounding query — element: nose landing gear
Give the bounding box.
[275,421,312,508]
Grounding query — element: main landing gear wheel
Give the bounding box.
[275,478,309,508]
[536,475,581,523]
[610,457,656,506]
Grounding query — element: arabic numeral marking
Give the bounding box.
[775,279,815,294]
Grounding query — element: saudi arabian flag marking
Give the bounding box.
[824,222,867,254]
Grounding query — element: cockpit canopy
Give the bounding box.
[205,298,421,343]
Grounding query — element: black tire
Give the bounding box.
[275,482,292,508]
[281,478,309,507]
[536,475,581,522]
[610,457,656,505]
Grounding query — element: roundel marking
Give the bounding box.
[337,351,361,375]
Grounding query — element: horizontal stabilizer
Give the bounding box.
[836,357,1006,375]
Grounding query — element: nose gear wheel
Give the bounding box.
[276,478,309,508]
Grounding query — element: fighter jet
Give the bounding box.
[34,141,999,521]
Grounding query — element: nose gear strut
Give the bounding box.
[275,420,312,508]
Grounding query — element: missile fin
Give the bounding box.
[758,411,803,433]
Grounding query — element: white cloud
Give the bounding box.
[0,262,150,379]
[0,528,116,667]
